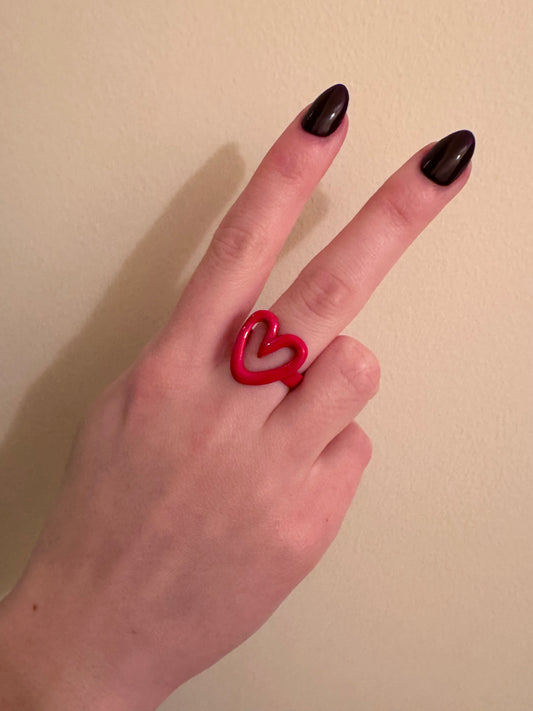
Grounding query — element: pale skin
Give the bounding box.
[0,99,471,710]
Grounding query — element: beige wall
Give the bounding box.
[1,1,532,709]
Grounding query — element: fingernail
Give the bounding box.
[301,84,349,137]
[420,129,475,186]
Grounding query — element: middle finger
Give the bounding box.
[272,130,474,369]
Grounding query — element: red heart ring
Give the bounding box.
[230,310,308,388]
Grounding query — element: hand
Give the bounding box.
[0,85,474,711]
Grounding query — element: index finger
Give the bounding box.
[172,84,350,352]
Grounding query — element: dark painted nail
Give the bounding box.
[301,84,349,137]
[421,129,475,186]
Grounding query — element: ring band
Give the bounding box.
[230,310,308,388]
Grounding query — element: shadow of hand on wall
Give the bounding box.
[0,143,330,596]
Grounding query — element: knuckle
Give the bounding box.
[267,141,313,184]
[343,421,373,469]
[297,264,353,320]
[332,337,381,398]
[272,514,321,571]
[353,423,373,465]
[122,350,175,414]
[378,188,414,233]
[210,218,268,269]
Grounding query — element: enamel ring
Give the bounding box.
[230,310,308,388]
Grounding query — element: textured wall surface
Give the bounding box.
[1,1,532,709]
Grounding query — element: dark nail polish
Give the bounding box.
[421,129,475,186]
[301,84,349,137]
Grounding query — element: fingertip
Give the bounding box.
[300,83,349,137]
[420,129,475,186]
[384,137,474,219]
[294,103,349,148]
[263,99,349,186]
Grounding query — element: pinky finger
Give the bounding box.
[316,420,372,477]
[307,421,372,537]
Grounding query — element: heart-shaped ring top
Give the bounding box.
[230,310,308,388]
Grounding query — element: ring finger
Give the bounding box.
[263,335,380,466]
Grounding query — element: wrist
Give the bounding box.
[0,564,178,711]
[0,589,44,711]
[0,582,137,711]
